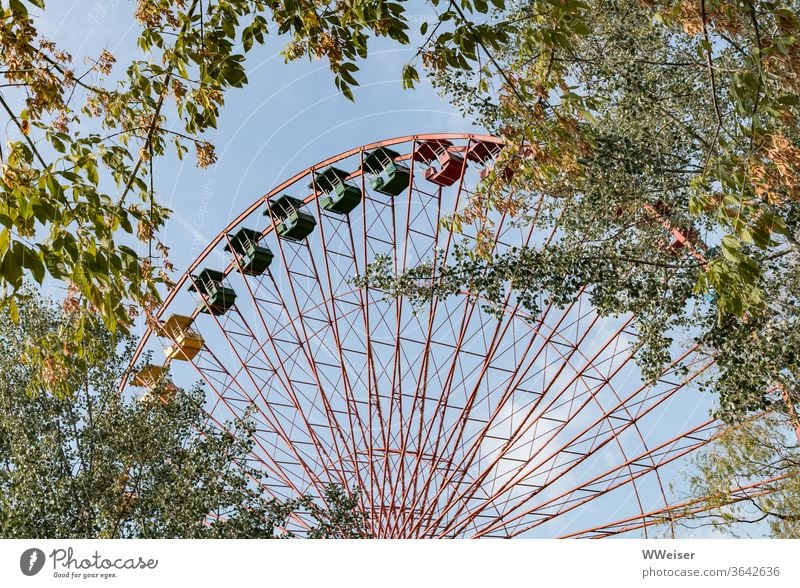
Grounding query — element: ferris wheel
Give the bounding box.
[125,133,719,538]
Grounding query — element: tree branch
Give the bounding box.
[0,93,47,168]
[114,0,201,212]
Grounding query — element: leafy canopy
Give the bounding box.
[0,289,369,538]
[362,0,800,421]
[683,412,800,537]
[0,0,413,335]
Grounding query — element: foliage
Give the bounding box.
[299,484,372,539]
[422,0,800,315]
[359,0,800,533]
[0,290,369,538]
[386,0,800,521]
[682,411,800,537]
[2,0,797,419]
[0,0,414,337]
[354,0,800,422]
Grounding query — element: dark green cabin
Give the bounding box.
[189,268,237,315]
[224,228,274,275]
[265,195,317,241]
[361,147,410,196]
[311,166,362,214]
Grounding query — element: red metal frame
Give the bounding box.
[123,133,777,537]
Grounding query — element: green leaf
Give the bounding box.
[340,83,354,101]
[50,135,66,153]
[45,175,65,203]
[18,244,45,284]
[402,64,419,90]
[2,249,23,289]
[242,27,254,52]
[9,0,28,16]
[776,94,800,106]
[721,235,741,254]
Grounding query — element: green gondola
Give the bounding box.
[189,268,237,315]
[266,195,317,241]
[225,228,274,275]
[362,147,410,196]
[312,167,362,214]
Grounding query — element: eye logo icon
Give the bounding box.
[20,548,46,576]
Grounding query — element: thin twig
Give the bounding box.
[700,0,723,170]
[0,93,47,168]
[746,1,764,153]
[115,0,201,213]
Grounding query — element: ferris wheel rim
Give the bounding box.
[124,132,720,538]
[126,132,503,377]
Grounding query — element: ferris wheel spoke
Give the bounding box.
[467,410,703,537]
[382,141,484,530]
[307,171,375,502]
[417,308,561,535]
[200,409,307,506]
[566,333,679,538]
[169,325,316,498]
[380,166,445,534]
[394,285,480,534]
[198,305,342,495]
[206,300,332,467]
[463,354,714,537]
[257,226,363,491]
[409,291,571,534]
[413,284,599,531]
[318,182,379,527]
[409,302,526,536]
[444,308,688,536]
[367,148,436,534]
[361,190,410,537]
[402,198,562,536]
[450,304,625,510]
[350,173,395,531]
[191,231,354,496]
[381,159,421,534]
[389,192,450,530]
[445,353,667,537]
[558,474,780,538]
[378,168,454,534]
[299,179,375,479]
[396,178,524,535]
[410,192,584,530]
[419,306,609,536]
[498,418,720,538]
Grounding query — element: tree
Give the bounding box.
[361,0,800,420]
[4,0,799,534]
[3,0,796,414]
[0,289,369,538]
[682,411,800,537]
[421,0,800,313]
